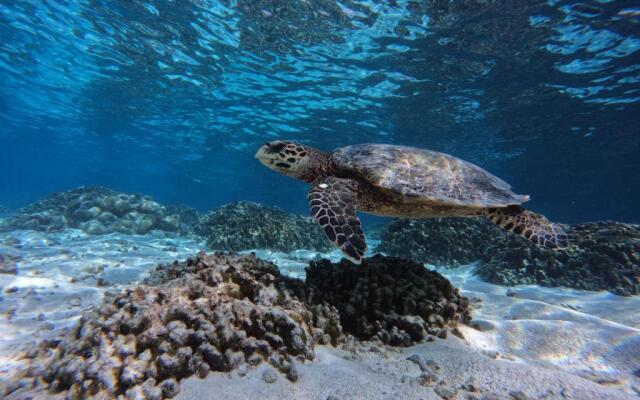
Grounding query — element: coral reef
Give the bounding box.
[165,205,200,232]
[193,201,333,252]
[0,187,196,236]
[364,221,392,241]
[302,255,471,345]
[477,221,640,296]
[10,253,337,399]
[6,253,470,399]
[376,218,499,266]
[377,218,640,295]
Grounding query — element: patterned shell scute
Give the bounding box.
[331,144,529,207]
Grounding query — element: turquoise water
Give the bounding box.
[1,0,639,221]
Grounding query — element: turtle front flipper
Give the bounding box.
[485,205,568,250]
[308,177,367,264]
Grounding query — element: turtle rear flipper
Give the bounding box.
[308,177,367,264]
[485,205,568,250]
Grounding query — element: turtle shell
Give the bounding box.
[331,144,529,207]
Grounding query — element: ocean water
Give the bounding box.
[0,1,639,399]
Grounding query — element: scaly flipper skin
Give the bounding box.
[485,205,568,249]
[307,177,367,263]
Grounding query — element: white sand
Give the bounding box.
[0,229,638,399]
[178,340,636,400]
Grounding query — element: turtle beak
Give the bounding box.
[255,143,276,166]
[255,144,267,160]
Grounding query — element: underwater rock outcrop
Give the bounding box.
[193,201,333,253]
[0,187,196,236]
[377,218,639,295]
[10,253,338,399]
[6,253,469,399]
[165,205,200,231]
[376,218,500,266]
[302,255,472,345]
[477,221,640,296]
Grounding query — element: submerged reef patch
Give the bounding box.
[0,187,197,236]
[478,221,640,296]
[378,218,640,296]
[303,255,472,345]
[376,217,498,266]
[6,253,469,399]
[193,201,333,253]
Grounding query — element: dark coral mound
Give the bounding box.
[0,186,196,235]
[302,255,472,346]
[193,201,333,252]
[8,253,469,399]
[377,217,640,296]
[376,218,499,266]
[478,221,640,296]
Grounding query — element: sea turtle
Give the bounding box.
[256,141,568,264]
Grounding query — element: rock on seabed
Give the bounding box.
[0,186,197,236]
[378,218,640,296]
[193,201,333,253]
[478,221,640,296]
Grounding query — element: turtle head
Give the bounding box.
[255,140,328,182]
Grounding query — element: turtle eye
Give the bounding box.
[269,142,286,153]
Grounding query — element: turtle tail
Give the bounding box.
[484,205,568,250]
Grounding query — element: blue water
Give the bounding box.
[0,0,639,222]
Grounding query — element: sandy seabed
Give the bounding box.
[0,229,638,400]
